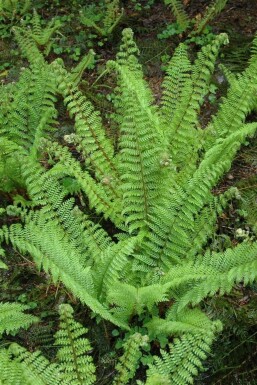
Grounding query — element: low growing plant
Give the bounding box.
[1,27,257,384]
[159,0,229,45]
[79,0,123,45]
[13,9,62,57]
[0,0,30,20]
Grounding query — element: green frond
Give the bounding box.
[107,282,171,323]
[94,236,140,301]
[186,187,241,258]
[248,32,257,65]
[192,33,229,107]
[0,302,38,336]
[173,123,256,256]
[80,0,122,37]
[103,0,123,35]
[113,333,149,385]
[115,28,142,74]
[51,60,119,188]
[236,178,257,234]
[0,62,57,156]
[20,157,114,259]
[13,27,44,64]
[140,120,256,271]
[168,33,228,169]
[54,304,96,385]
[0,138,25,191]
[1,158,127,327]
[29,9,61,49]
[9,343,66,385]
[160,43,191,124]
[192,0,228,35]
[2,214,127,329]
[0,349,28,385]
[113,28,153,126]
[110,62,169,232]
[20,160,87,249]
[70,50,96,86]
[163,241,257,311]
[204,71,257,149]
[146,308,222,340]
[40,139,123,224]
[146,330,217,385]
[138,197,190,269]
[164,0,190,31]
[0,0,31,19]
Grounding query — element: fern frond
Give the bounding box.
[0,349,28,385]
[0,138,25,191]
[107,282,171,323]
[2,214,127,328]
[13,27,44,64]
[0,302,38,336]
[0,0,31,19]
[94,236,140,301]
[3,160,127,327]
[160,43,191,124]
[51,60,120,188]
[146,308,222,340]
[30,9,61,49]
[163,241,257,311]
[192,0,228,35]
[248,32,257,65]
[9,343,66,385]
[20,158,114,259]
[164,0,190,31]
[113,28,156,132]
[80,0,122,37]
[139,118,256,271]
[110,61,169,232]
[146,329,217,385]
[186,187,240,258]
[70,50,96,86]
[168,33,228,170]
[103,0,123,35]
[40,139,122,224]
[0,62,57,156]
[115,28,141,74]
[54,304,96,385]
[192,33,229,107]
[113,333,149,385]
[204,70,257,149]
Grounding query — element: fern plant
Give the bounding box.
[161,0,229,43]
[79,0,123,38]
[13,9,62,56]
[1,26,257,384]
[0,0,30,20]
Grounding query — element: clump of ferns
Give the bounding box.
[2,23,257,385]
